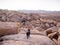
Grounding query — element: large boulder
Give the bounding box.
[0,22,20,36]
[0,34,56,45]
[58,36,60,45]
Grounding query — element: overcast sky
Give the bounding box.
[0,0,60,11]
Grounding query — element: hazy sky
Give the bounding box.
[0,0,60,11]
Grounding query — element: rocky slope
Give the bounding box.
[0,9,60,45]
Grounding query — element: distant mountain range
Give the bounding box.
[19,10,60,14]
[0,9,60,15]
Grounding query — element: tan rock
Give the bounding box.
[44,29,53,35]
[0,22,20,36]
[58,36,60,45]
[48,32,58,39]
[58,27,60,35]
[1,34,56,45]
[46,26,58,33]
[52,38,57,45]
[57,23,60,27]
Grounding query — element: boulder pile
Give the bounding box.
[0,9,60,45]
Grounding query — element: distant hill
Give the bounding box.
[19,10,60,15]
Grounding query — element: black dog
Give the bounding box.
[26,29,30,39]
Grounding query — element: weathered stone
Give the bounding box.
[0,22,20,36]
[46,26,58,32]
[52,38,57,45]
[58,36,60,45]
[48,32,58,39]
[1,34,56,45]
